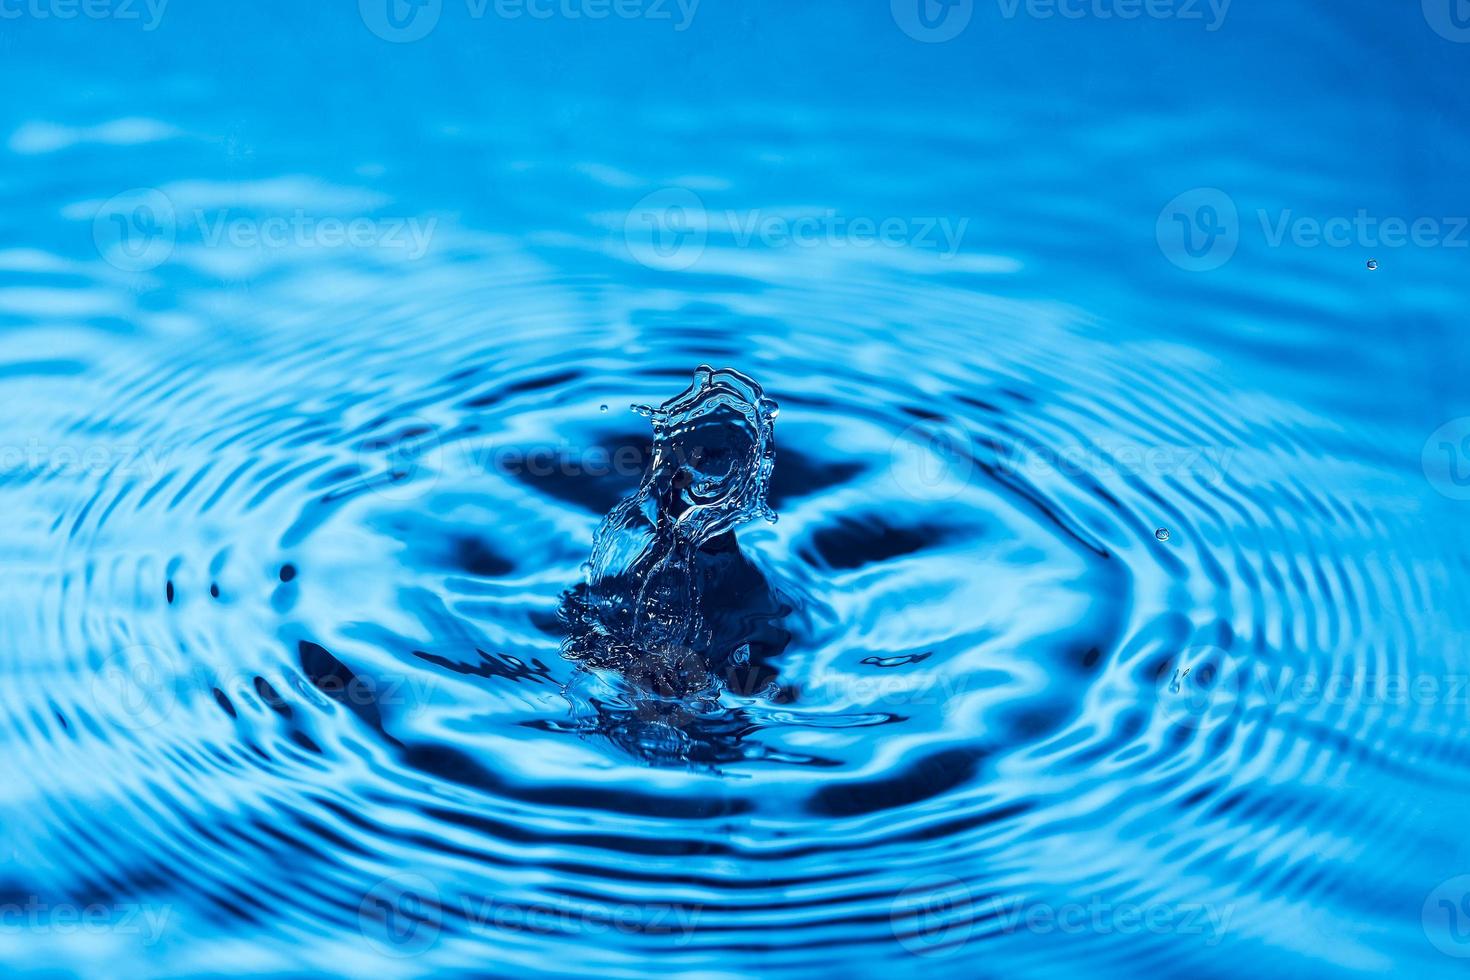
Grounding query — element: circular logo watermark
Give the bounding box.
[360,0,442,42]
[1157,188,1239,272]
[1155,644,1247,730]
[1423,0,1470,42]
[357,417,444,501]
[91,644,180,731]
[889,418,974,502]
[1423,875,1470,957]
[891,0,973,42]
[359,874,442,957]
[623,187,708,271]
[93,188,176,272]
[1423,418,1470,501]
[891,874,974,956]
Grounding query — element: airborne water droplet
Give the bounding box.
[1155,527,1171,542]
[1366,259,1378,271]
[599,404,609,413]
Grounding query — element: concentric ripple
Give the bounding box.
[3,76,1468,977]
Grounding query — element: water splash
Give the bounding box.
[561,366,781,696]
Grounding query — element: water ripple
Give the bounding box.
[2,91,1466,978]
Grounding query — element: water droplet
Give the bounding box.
[1155,527,1171,542]
[1366,259,1378,271]
[599,404,609,413]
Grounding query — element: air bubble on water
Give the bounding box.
[1366,259,1378,271]
[1155,527,1171,542]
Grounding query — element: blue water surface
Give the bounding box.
[1,2,1469,976]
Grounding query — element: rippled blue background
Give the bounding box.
[2,2,1469,977]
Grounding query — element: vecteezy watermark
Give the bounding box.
[1256,211,1469,251]
[359,0,698,42]
[891,875,975,955]
[888,419,975,503]
[893,0,1229,42]
[358,875,703,957]
[996,0,1231,31]
[1425,876,1470,957]
[359,0,442,42]
[1423,418,1470,502]
[887,418,1239,503]
[1156,188,1239,272]
[0,0,168,30]
[1158,188,1470,271]
[799,670,987,709]
[91,187,438,272]
[224,666,443,719]
[623,187,971,271]
[1423,0,1470,43]
[1155,645,1247,730]
[890,876,1233,957]
[487,443,650,479]
[1157,662,1470,725]
[353,422,760,502]
[90,649,445,733]
[458,895,703,941]
[91,645,182,732]
[891,0,973,42]
[92,188,176,273]
[992,895,1233,944]
[624,187,708,270]
[796,662,1470,716]
[356,417,445,502]
[0,440,173,479]
[720,209,969,258]
[360,875,442,957]
[1000,442,1236,485]
[0,898,173,944]
[193,212,437,259]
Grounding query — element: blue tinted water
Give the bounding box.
[2,2,1469,976]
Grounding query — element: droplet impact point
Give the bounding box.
[561,366,781,695]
